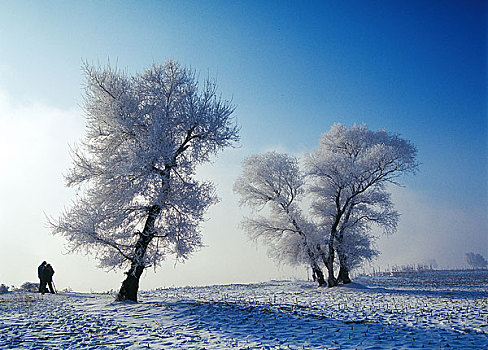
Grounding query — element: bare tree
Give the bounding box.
[234,152,327,286]
[50,60,239,301]
[306,123,418,286]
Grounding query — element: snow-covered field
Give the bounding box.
[1,270,486,349]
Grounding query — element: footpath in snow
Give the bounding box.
[0,270,487,349]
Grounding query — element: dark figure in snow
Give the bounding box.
[37,261,47,293]
[40,264,55,294]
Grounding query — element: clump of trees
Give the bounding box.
[465,252,488,269]
[19,282,39,292]
[0,284,9,294]
[234,123,418,287]
[50,60,239,301]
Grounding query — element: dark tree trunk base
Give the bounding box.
[327,277,338,287]
[116,269,142,302]
[325,258,337,287]
[312,266,326,287]
[337,265,352,284]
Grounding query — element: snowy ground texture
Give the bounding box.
[1,270,487,349]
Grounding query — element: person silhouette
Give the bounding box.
[37,261,47,293]
[40,263,55,294]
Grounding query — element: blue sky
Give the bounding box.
[0,1,486,291]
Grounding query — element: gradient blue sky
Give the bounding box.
[0,1,486,291]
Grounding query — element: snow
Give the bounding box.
[1,270,486,349]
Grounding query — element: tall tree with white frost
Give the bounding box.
[234,152,327,286]
[306,123,418,286]
[50,61,239,301]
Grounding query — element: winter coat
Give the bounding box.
[42,265,54,282]
[38,263,46,279]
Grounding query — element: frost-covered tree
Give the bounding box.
[234,152,327,286]
[50,60,239,301]
[306,123,418,286]
[465,252,488,269]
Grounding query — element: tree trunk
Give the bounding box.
[311,263,326,287]
[116,205,161,302]
[116,264,145,302]
[337,265,352,284]
[337,250,352,284]
[303,243,326,287]
[335,229,352,284]
[319,248,337,287]
[324,234,337,287]
[326,260,337,287]
[310,267,316,282]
